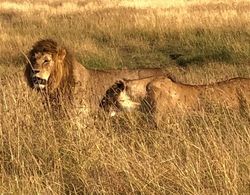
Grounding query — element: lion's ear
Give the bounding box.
[58,49,66,61]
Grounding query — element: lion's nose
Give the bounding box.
[33,70,40,74]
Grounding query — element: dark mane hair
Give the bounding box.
[24,39,75,100]
[29,39,58,56]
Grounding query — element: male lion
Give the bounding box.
[100,75,250,123]
[25,39,168,116]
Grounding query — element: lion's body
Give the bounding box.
[84,67,166,108]
[70,62,166,115]
[100,75,250,123]
[147,77,250,123]
[148,77,250,111]
[25,39,167,116]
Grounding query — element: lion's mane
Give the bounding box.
[25,39,76,98]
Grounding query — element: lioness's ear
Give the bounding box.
[58,49,66,61]
[115,80,125,91]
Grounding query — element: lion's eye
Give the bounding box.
[43,59,50,64]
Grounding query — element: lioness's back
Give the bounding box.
[148,77,250,111]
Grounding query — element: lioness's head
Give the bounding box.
[26,39,67,90]
[100,80,141,116]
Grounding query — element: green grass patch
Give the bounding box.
[82,53,111,69]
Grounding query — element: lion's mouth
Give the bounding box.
[32,76,47,89]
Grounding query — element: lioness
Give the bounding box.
[99,76,164,116]
[148,77,250,123]
[100,76,250,123]
[25,39,168,116]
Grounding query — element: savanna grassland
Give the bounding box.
[1,0,250,194]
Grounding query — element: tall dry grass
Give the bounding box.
[1,0,250,194]
[1,73,250,194]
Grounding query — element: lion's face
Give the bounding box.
[30,52,55,89]
[26,39,68,91]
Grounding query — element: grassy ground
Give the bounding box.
[1,0,250,194]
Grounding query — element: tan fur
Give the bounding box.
[147,76,250,123]
[101,75,250,123]
[25,39,168,115]
[100,76,164,115]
